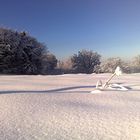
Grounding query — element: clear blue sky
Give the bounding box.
[0,0,140,60]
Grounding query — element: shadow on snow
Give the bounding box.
[0,85,96,94]
[0,85,139,95]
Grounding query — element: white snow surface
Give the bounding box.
[0,73,140,140]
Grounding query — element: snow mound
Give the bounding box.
[91,83,129,93]
[90,89,102,94]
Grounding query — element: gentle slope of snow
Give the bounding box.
[0,74,140,140]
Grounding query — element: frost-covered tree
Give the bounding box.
[57,58,73,74]
[41,53,57,74]
[71,50,101,74]
[100,57,131,73]
[0,28,57,74]
[133,55,140,66]
[130,55,140,73]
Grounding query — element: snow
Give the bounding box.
[0,74,140,140]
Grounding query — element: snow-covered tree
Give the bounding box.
[0,28,57,74]
[71,50,101,74]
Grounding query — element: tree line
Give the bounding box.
[0,28,57,74]
[0,28,140,75]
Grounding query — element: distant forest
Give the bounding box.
[0,28,140,75]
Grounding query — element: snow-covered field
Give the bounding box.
[0,73,140,140]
